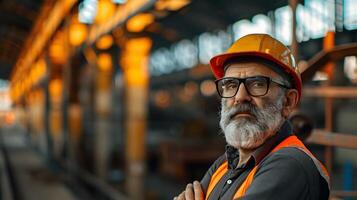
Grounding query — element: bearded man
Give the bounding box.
[174,34,330,200]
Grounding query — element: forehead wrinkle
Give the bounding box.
[223,71,247,78]
[224,62,283,80]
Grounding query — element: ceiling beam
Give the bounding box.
[87,0,157,45]
[302,42,357,82]
[10,0,77,101]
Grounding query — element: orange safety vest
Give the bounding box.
[205,135,330,200]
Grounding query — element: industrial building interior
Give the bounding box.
[0,0,356,199]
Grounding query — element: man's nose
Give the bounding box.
[233,83,252,104]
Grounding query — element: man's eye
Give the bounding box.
[224,82,237,89]
[250,81,266,88]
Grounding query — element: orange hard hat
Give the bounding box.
[210,33,302,101]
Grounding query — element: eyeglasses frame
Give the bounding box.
[215,76,291,98]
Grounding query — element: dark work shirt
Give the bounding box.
[201,121,330,200]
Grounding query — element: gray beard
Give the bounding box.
[219,94,285,150]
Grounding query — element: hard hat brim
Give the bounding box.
[210,51,302,98]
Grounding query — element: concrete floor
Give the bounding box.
[0,126,77,200]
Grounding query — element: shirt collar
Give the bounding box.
[225,120,293,169]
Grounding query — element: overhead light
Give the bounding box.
[95,0,116,24]
[49,32,67,64]
[200,80,216,96]
[154,90,171,108]
[96,34,114,50]
[97,53,112,72]
[184,81,198,96]
[126,13,154,32]
[49,79,63,103]
[69,23,88,46]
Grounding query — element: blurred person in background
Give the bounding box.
[174,34,330,200]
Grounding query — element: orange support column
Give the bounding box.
[94,53,113,179]
[289,0,299,60]
[49,78,64,159]
[323,31,335,174]
[121,37,152,200]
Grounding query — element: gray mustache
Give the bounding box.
[226,103,258,120]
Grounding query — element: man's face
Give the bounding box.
[219,61,287,150]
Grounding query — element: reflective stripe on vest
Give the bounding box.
[205,135,330,200]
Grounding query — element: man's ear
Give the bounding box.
[282,89,299,118]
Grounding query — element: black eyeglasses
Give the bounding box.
[215,76,290,98]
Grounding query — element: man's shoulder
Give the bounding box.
[257,146,324,188]
[258,146,329,199]
[260,147,318,173]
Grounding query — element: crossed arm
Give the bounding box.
[173,181,205,200]
[173,149,326,200]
